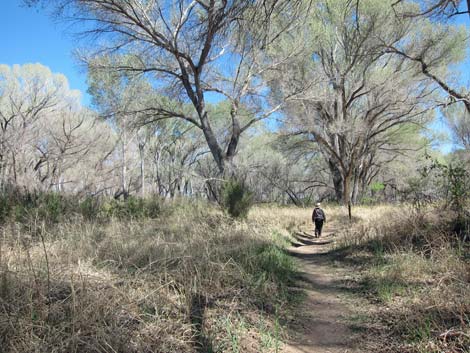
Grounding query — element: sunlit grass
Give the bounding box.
[330,203,470,353]
[0,202,304,353]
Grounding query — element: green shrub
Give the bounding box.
[221,179,253,218]
[79,196,101,220]
[0,190,162,223]
[141,197,161,218]
[0,194,11,223]
[123,196,142,218]
[38,193,65,223]
[370,182,385,192]
[99,196,160,219]
[256,245,297,286]
[361,196,375,205]
[12,204,28,223]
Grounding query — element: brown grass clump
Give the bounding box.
[332,204,470,353]
[0,201,302,353]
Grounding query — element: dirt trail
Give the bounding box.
[283,228,361,353]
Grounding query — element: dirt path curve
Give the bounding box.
[283,228,360,353]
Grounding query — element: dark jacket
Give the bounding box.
[312,207,326,222]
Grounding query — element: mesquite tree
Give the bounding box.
[390,0,470,114]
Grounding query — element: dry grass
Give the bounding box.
[1,201,468,353]
[0,202,303,353]
[332,204,470,353]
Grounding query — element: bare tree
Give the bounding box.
[29,0,307,175]
[0,64,80,189]
[0,63,117,193]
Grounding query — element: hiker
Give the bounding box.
[312,202,326,238]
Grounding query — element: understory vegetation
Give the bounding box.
[0,193,468,353]
[332,205,470,353]
[0,196,305,353]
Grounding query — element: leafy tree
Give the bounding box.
[443,103,470,152]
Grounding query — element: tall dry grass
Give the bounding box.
[0,202,303,353]
[332,204,470,353]
[2,200,467,353]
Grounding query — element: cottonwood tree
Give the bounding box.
[444,103,470,150]
[87,56,160,198]
[33,108,105,191]
[268,0,464,215]
[0,64,79,189]
[29,0,307,175]
[384,6,470,189]
[150,123,206,197]
[389,0,470,205]
[260,134,331,205]
[0,63,113,192]
[443,103,470,166]
[352,124,433,203]
[61,117,116,195]
[88,56,209,198]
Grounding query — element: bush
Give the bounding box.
[38,193,66,223]
[0,190,162,224]
[221,178,253,218]
[100,196,161,219]
[0,191,70,224]
[0,194,11,223]
[79,196,101,220]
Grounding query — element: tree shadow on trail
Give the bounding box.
[292,233,333,247]
[319,248,377,266]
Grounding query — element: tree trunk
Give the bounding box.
[200,112,225,174]
[225,102,241,164]
[328,160,344,202]
[343,173,352,221]
[352,172,361,205]
[139,144,145,197]
[121,132,128,199]
[285,189,301,207]
[11,151,17,185]
[0,153,4,192]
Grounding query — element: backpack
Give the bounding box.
[314,208,324,221]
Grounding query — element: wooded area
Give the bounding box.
[0,0,465,208]
[0,1,469,352]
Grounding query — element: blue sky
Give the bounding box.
[0,1,91,105]
[0,1,469,152]
[428,9,470,153]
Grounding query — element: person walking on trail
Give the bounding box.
[312,202,326,238]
